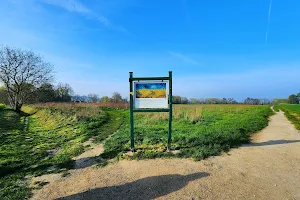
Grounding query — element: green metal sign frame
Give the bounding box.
[129,71,173,151]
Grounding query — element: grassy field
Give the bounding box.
[103,104,273,160]
[0,104,125,200]
[0,103,273,199]
[274,104,300,130]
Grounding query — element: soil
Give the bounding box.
[31,110,300,200]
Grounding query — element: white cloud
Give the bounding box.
[40,0,110,26]
[266,0,273,42]
[169,52,200,65]
[42,0,89,13]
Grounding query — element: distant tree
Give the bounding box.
[122,97,129,103]
[252,98,260,105]
[288,94,299,104]
[72,95,87,102]
[0,46,53,111]
[37,83,56,103]
[190,98,199,104]
[87,94,99,103]
[259,98,271,105]
[297,93,300,103]
[221,98,227,104]
[207,98,218,104]
[55,83,73,102]
[172,96,181,104]
[100,96,110,103]
[244,97,252,104]
[244,97,260,105]
[181,97,188,104]
[232,100,238,104]
[227,98,238,104]
[111,92,122,103]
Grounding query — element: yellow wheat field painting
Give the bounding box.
[135,83,167,98]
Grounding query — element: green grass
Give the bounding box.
[274,104,300,130]
[103,105,273,161]
[0,104,125,200]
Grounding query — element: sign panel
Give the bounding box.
[134,81,169,109]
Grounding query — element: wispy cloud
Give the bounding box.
[40,0,112,28]
[266,0,273,42]
[169,52,200,65]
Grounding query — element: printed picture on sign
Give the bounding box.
[136,83,166,98]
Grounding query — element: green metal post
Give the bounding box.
[168,71,172,150]
[129,72,134,150]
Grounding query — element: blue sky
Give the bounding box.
[0,0,299,101]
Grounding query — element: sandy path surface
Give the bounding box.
[31,110,300,200]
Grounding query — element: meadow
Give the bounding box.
[103,104,273,160]
[0,103,273,199]
[274,104,300,130]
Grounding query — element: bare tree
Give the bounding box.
[55,83,73,102]
[111,92,122,103]
[0,46,53,111]
[87,94,99,103]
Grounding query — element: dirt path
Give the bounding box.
[31,110,300,200]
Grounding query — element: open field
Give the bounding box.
[0,103,273,199]
[103,104,273,160]
[274,104,300,130]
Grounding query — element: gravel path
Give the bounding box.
[31,110,300,200]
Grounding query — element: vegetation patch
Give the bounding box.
[103,105,273,161]
[274,104,300,130]
[0,104,125,200]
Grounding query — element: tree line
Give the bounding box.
[274,93,300,104]
[172,96,273,105]
[72,92,128,103]
[0,83,73,105]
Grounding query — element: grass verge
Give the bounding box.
[274,104,300,130]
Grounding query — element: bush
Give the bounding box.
[0,104,5,110]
